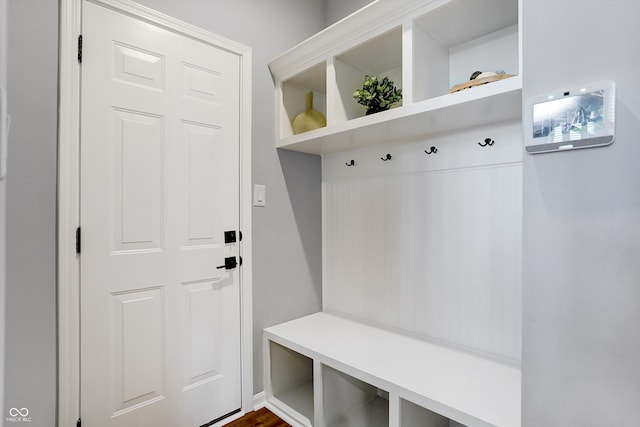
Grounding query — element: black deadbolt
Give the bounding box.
[224,230,237,244]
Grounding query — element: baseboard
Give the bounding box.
[253,391,266,410]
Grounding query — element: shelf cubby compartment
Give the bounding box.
[269,341,314,425]
[322,364,389,427]
[280,62,327,139]
[400,398,467,427]
[334,27,402,122]
[412,0,519,102]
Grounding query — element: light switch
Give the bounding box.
[253,184,266,207]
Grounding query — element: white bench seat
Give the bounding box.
[264,312,521,427]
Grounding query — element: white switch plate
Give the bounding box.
[253,184,266,207]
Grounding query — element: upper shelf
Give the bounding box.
[269,0,521,155]
[277,75,521,155]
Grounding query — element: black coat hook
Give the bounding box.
[346,160,355,166]
[425,146,438,155]
[478,138,495,147]
[381,153,392,161]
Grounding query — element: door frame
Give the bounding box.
[57,1,253,425]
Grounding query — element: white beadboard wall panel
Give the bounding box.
[323,120,522,179]
[322,122,522,362]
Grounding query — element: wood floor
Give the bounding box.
[222,407,290,427]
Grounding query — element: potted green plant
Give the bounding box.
[353,75,402,115]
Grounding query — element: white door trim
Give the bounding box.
[57,1,253,425]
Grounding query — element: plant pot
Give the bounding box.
[365,108,387,115]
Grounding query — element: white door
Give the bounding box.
[80,2,242,426]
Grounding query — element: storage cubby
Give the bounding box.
[322,364,389,427]
[413,0,519,102]
[400,399,466,427]
[334,27,402,122]
[269,341,314,424]
[280,62,327,139]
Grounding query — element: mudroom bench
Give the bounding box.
[264,312,521,427]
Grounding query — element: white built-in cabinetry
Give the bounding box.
[265,313,521,427]
[266,0,522,426]
[270,0,521,154]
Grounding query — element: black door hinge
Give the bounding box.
[78,35,83,63]
[76,418,81,427]
[76,227,81,254]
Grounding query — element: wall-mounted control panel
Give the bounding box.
[525,81,615,154]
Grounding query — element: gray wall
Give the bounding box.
[324,0,374,26]
[522,0,640,425]
[4,1,59,426]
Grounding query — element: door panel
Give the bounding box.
[80,2,242,426]
[183,122,223,244]
[113,108,164,252]
[112,287,165,414]
[184,281,222,385]
[113,41,165,89]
